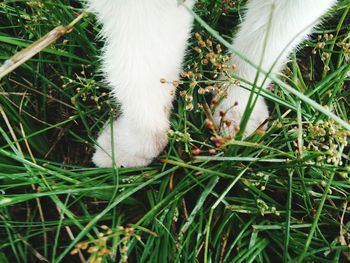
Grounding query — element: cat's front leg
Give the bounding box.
[89,0,194,167]
[214,0,336,137]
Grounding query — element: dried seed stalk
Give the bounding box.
[0,13,86,80]
[201,101,218,135]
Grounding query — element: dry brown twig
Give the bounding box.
[0,12,86,80]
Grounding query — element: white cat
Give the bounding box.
[87,0,336,168]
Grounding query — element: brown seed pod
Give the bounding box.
[192,148,201,155]
[205,119,214,129]
[208,148,217,155]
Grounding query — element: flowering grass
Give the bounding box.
[1,0,350,262]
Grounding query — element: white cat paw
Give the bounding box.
[92,116,168,168]
[213,91,269,138]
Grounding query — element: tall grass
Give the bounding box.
[1,0,350,262]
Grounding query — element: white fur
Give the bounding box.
[213,0,336,137]
[88,0,335,168]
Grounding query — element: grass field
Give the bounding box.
[1,0,350,262]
